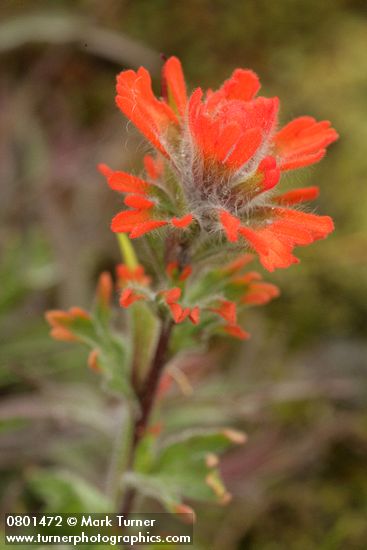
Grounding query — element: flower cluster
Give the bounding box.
[99,57,338,271]
[117,254,279,340]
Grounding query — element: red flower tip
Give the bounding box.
[162,56,188,117]
[112,208,166,238]
[160,287,198,324]
[222,324,250,340]
[274,116,339,171]
[108,171,150,194]
[129,220,168,238]
[273,186,320,205]
[119,288,145,307]
[124,195,154,210]
[45,307,90,342]
[223,254,255,274]
[143,154,164,180]
[188,88,269,169]
[219,210,241,242]
[275,208,335,237]
[166,262,193,281]
[97,163,113,179]
[189,306,200,325]
[169,303,190,323]
[111,209,150,233]
[211,300,237,325]
[171,214,194,228]
[220,68,261,101]
[88,348,102,372]
[240,209,334,272]
[243,282,280,305]
[160,287,182,304]
[115,67,177,156]
[96,271,113,307]
[179,265,193,281]
[116,264,151,287]
[233,271,263,284]
[258,156,280,191]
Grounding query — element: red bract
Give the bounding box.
[101,57,338,271]
[114,254,279,339]
[116,264,151,287]
[45,307,91,342]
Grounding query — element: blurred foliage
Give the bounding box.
[1,0,367,549]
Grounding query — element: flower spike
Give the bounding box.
[101,57,337,271]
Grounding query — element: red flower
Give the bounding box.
[45,307,91,342]
[116,264,151,287]
[160,287,199,325]
[120,288,146,307]
[116,262,200,326]
[166,261,193,281]
[182,254,280,340]
[274,117,338,171]
[102,57,338,271]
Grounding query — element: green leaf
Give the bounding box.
[130,428,246,513]
[28,469,112,513]
[133,433,156,474]
[98,332,132,397]
[124,472,192,517]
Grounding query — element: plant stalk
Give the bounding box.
[118,318,174,516]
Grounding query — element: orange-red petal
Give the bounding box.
[169,303,190,323]
[171,214,194,228]
[116,264,151,287]
[239,225,299,272]
[211,300,237,325]
[129,220,167,238]
[220,68,260,101]
[120,288,145,307]
[116,67,178,156]
[257,156,280,191]
[161,287,182,304]
[124,195,155,209]
[143,154,164,180]
[111,210,150,233]
[219,210,241,242]
[222,254,255,275]
[222,325,250,340]
[189,306,200,325]
[98,163,113,179]
[162,56,187,117]
[108,171,151,194]
[273,186,320,205]
[243,282,280,305]
[240,209,334,271]
[225,127,263,169]
[274,116,338,171]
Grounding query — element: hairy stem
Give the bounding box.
[118,318,174,516]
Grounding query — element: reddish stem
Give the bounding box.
[119,318,173,516]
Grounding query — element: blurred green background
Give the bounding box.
[1,1,367,549]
